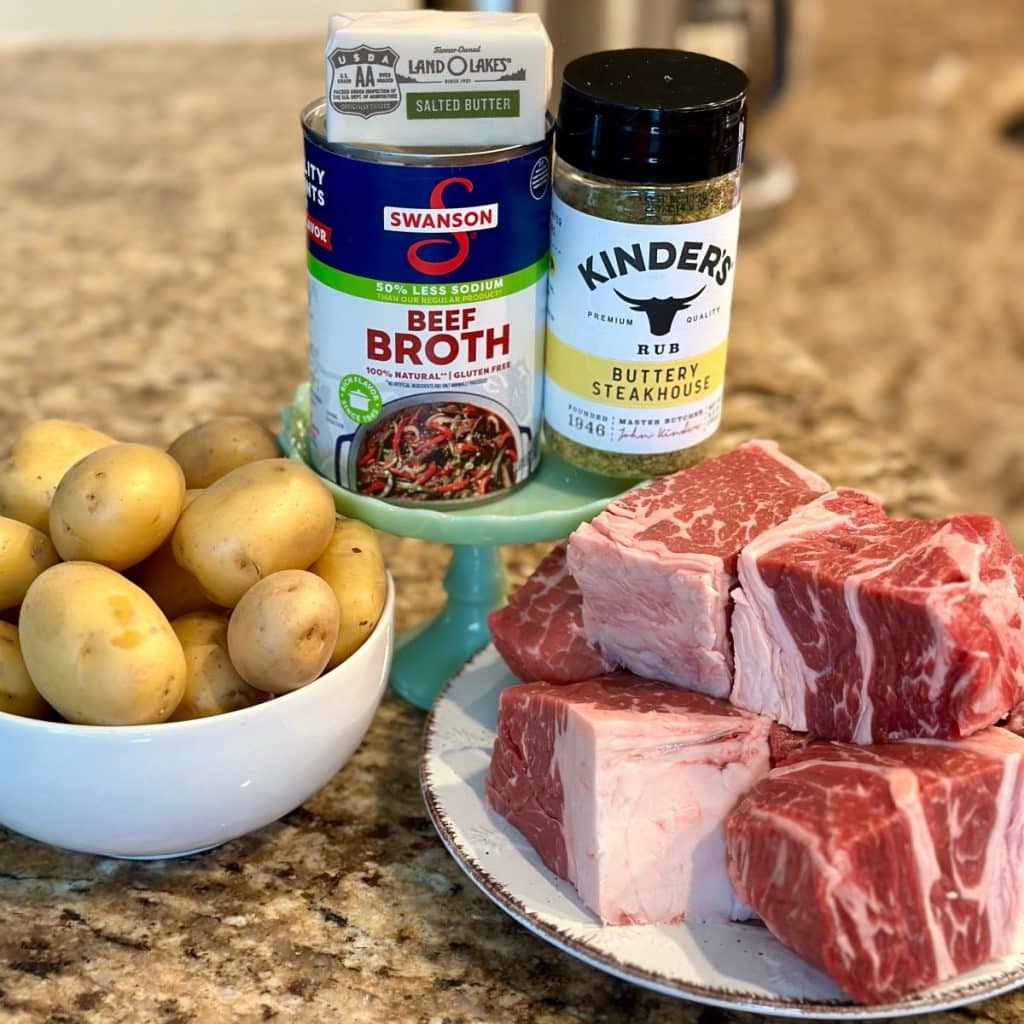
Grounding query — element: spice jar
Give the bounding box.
[544,49,748,477]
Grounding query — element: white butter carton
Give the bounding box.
[324,10,552,148]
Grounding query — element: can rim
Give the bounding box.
[301,98,554,165]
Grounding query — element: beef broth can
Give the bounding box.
[302,100,552,505]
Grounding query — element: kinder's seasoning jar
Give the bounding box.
[544,50,748,478]
[302,101,552,505]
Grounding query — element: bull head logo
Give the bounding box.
[613,285,706,336]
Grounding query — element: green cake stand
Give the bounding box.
[280,384,632,710]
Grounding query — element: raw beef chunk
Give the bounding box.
[486,674,771,924]
[1002,699,1024,737]
[731,489,1024,741]
[768,723,810,767]
[568,441,828,696]
[487,543,615,682]
[726,730,1024,1004]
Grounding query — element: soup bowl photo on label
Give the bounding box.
[341,392,534,506]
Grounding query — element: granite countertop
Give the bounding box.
[1,3,1023,1022]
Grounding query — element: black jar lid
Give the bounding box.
[556,49,748,185]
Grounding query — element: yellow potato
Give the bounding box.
[310,517,387,667]
[169,612,268,721]
[20,562,186,726]
[0,419,116,533]
[0,516,59,611]
[227,570,340,694]
[50,444,186,570]
[173,459,336,607]
[168,416,282,489]
[131,489,215,620]
[0,622,50,720]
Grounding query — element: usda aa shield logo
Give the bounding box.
[327,45,402,119]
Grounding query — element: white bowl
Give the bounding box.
[0,576,395,859]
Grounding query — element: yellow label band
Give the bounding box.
[545,331,729,410]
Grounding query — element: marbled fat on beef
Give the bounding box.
[726,730,1024,1004]
[568,441,829,696]
[731,489,1024,741]
[487,543,615,683]
[486,674,772,925]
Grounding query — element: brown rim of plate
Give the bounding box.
[417,645,1024,1019]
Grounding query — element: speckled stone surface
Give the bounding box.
[0,4,1022,1022]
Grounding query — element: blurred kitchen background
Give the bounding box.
[1,0,1022,540]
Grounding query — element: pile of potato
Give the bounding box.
[0,417,387,725]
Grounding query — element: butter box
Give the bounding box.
[324,10,552,148]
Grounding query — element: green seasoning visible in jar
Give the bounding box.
[544,49,748,477]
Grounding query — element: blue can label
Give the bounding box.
[304,130,551,503]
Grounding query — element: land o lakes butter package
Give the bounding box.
[324,10,552,147]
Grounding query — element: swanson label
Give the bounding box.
[304,131,551,503]
[544,198,741,455]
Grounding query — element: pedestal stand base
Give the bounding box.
[390,545,507,711]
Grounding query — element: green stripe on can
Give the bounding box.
[307,252,548,305]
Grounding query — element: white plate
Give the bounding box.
[420,645,1024,1019]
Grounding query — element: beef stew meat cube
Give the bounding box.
[486,674,772,925]
[568,440,828,697]
[487,542,615,683]
[731,489,1024,741]
[726,729,1024,1004]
